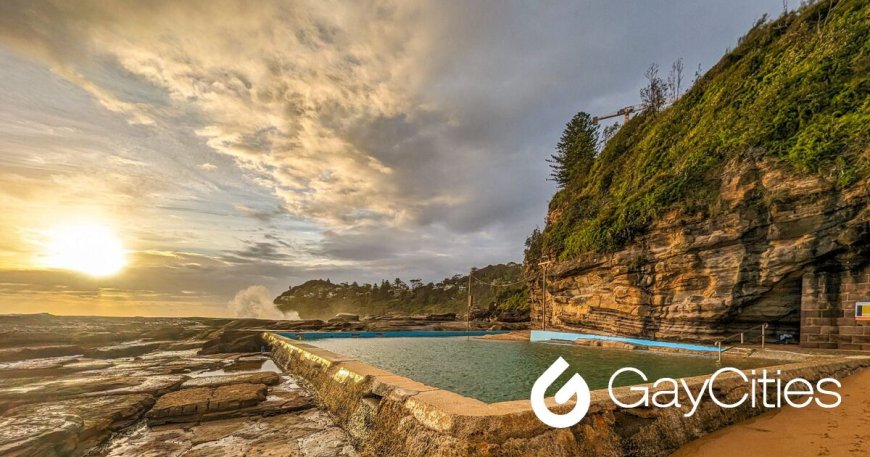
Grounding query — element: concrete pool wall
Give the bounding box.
[281,330,510,340]
[264,332,870,457]
[530,330,720,354]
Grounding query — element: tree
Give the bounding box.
[666,58,684,103]
[599,122,621,151]
[523,227,544,266]
[640,63,667,113]
[378,280,391,299]
[547,112,599,188]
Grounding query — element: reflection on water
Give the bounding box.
[310,337,774,403]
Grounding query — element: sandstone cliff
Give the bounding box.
[535,154,869,346]
[531,0,870,348]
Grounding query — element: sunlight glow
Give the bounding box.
[43,223,127,276]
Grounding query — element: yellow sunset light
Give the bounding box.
[43,223,128,276]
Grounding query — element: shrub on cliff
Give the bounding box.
[543,0,869,260]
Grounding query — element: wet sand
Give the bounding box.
[673,366,870,457]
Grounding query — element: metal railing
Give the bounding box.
[714,323,768,362]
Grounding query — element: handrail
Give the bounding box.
[718,323,766,344]
[714,322,768,362]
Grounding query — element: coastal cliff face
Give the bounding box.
[530,0,870,348]
[532,155,869,346]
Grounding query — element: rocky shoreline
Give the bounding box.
[0,313,525,456]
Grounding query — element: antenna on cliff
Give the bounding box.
[592,105,641,124]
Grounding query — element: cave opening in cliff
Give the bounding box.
[730,273,803,343]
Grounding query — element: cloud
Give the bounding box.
[224,241,289,263]
[234,204,285,223]
[0,0,548,234]
[0,0,787,315]
[0,0,784,232]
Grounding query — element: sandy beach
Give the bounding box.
[673,366,870,456]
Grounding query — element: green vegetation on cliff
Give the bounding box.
[542,0,869,261]
[273,263,528,320]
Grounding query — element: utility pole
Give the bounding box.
[538,257,552,330]
[466,268,473,338]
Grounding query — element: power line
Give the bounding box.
[467,273,527,287]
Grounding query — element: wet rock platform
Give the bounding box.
[0,314,361,457]
[0,313,515,456]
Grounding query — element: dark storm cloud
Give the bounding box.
[234,204,287,223]
[225,241,289,262]
[313,230,404,262]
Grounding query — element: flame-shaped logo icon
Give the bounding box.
[531,357,591,428]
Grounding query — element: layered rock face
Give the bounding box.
[532,156,869,347]
[0,315,357,456]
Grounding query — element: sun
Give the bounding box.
[43,223,128,276]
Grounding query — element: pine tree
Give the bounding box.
[547,112,599,188]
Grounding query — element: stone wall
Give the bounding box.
[532,156,869,347]
[265,332,870,457]
[801,265,870,349]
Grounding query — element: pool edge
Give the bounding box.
[264,331,870,456]
[530,329,720,353]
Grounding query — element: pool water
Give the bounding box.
[308,337,774,403]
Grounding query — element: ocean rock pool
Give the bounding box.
[304,336,775,403]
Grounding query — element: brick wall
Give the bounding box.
[801,266,870,350]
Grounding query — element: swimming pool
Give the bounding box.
[302,336,774,403]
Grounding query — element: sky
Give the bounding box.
[0,0,786,318]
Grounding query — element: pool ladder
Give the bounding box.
[714,323,768,363]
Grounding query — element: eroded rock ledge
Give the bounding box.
[0,313,520,456]
[0,315,361,457]
[533,156,870,347]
